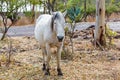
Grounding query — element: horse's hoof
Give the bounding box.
[45,71,50,75]
[42,64,46,71]
[45,68,50,75]
[57,68,63,76]
[58,72,63,76]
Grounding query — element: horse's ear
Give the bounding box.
[63,10,67,17]
[52,12,58,20]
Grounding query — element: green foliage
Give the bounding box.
[0,0,25,21]
[0,0,25,12]
[67,6,81,22]
[67,0,120,20]
[106,24,117,37]
[28,0,42,5]
[0,0,26,40]
[105,24,117,45]
[24,11,33,17]
[64,27,69,33]
[105,0,120,17]
[111,0,115,3]
[116,2,120,8]
[67,0,81,8]
[55,1,65,12]
[86,5,96,16]
[0,0,120,22]
[106,4,119,16]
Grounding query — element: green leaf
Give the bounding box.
[67,6,81,22]
[75,7,80,16]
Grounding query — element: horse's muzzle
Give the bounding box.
[57,36,64,42]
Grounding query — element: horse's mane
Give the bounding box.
[51,12,62,31]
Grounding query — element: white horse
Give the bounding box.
[34,11,66,76]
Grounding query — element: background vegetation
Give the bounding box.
[0,0,120,40]
[0,0,120,22]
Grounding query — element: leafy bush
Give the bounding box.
[86,5,96,16]
[66,0,81,8]
[116,2,120,7]
[67,6,81,22]
[105,24,117,37]
[105,24,117,45]
[24,11,34,17]
[106,4,119,16]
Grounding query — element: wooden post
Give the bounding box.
[95,0,106,46]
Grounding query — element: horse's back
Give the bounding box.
[34,14,52,46]
[36,14,51,24]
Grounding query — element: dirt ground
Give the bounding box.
[0,32,120,80]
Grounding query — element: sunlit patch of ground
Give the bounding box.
[0,36,120,80]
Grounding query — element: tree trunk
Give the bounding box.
[95,0,106,46]
[47,0,56,14]
[1,32,6,40]
[43,1,46,14]
[47,0,51,14]
[1,27,8,40]
[84,0,87,22]
[31,5,35,23]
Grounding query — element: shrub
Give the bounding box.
[106,4,119,17]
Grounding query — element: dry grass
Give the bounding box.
[14,17,33,26]
[0,36,120,80]
[0,16,33,27]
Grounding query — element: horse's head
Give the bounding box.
[52,11,66,42]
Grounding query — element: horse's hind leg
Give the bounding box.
[41,47,47,71]
[56,45,63,76]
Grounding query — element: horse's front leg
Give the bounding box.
[56,44,63,76]
[45,43,51,75]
